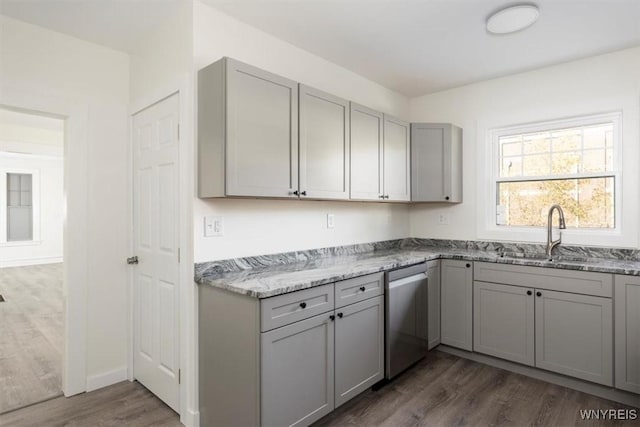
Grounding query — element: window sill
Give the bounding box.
[0,240,43,248]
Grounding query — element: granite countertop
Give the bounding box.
[195,244,640,299]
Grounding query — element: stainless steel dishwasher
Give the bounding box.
[385,262,429,379]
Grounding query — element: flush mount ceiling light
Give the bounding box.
[487,4,539,34]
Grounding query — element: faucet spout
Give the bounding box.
[546,204,566,260]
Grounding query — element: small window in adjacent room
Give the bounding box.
[6,172,33,241]
[494,113,619,229]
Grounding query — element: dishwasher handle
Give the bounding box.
[388,272,427,289]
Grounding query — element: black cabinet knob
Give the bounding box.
[329,315,335,321]
[527,290,532,296]
[379,195,385,199]
[466,263,471,268]
[360,286,366,292]
[292,190,299,196]
[536,291,542,297]
[301,191,307,196]
[337,312,343,318]
[299,302,307,309]
[445,196,450,200]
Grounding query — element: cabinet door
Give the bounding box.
[440,259,473,350]
[225,58,299,198]
[383,115,410,201]
[473,281,535,366]
[335,296,384,407]
[535,289,613,386]
[410,123,462,203]
[427,261,441,350]
[614,275,640,393]
[261,313,334,427]
[350,103,383,201]
[299,85,349,200]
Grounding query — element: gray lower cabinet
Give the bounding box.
[614,275,640,393]
[334,296,384,407]
[198,57,299,198]
[382,115,410,202]
[261,313,335,427]
[473,281,535,366]
[440,259,473,351]
[535,289,613,386]
[427,260,441,349]
[410,123,463,203]
[299,85,350,200]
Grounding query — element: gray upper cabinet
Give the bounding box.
[473,281,535,366]
[261,312,335,427]
[350,103,384,201]
[440,259,473,351]
[299,85,350,200]
[334,295,384,407]
[614,275,640,394]
[383,115,411,202]
[427,260,441,350]
[535,289,613,386]
[198,57,299,198]
[411,123,462,203]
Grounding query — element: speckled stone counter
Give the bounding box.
[195,239,640,298]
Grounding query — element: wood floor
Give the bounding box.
[315,351,638,427]
[0,263,64,414]
[0,380,181,427]
[0,350,636,426]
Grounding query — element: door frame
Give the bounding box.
[1,88,90,397]
[128,73,196,426]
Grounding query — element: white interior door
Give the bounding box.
[132,94,180,412]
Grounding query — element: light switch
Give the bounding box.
[327,214,335,229]
[204,216,224,237]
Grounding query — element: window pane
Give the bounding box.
[582,149,607,173]
[551,129,580,152]
[501,140,521,157]
[497,177,614,228]
[551,151,580,174]
[583,125,611,149]
[522,133,549,154]
[501,156,522,177]
[522,154,550,176]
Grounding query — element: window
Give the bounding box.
[493,113,620,230]
[7,173,33,241]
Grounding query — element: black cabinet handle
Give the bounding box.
[379,195,385,199]
[299,302,307,309]
[337,312,343,318]
[466,263,471,268]
[445,196,450,200]
[384,195,390,199]
[360,286,366,292]
[536,291,542,297]
[292,190,299,196]
[301,191,307,196]
[527,290,532,296]
[329,315,335,321]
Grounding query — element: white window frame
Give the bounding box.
[0,164,41,246]
[479,112,622,244]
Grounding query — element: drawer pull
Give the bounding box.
[299,302,307,309]
[337,312,343,318]
[329,315,335,321]
[527,290,532,296]
[536,291,542,297]
[359,286,366,292]
[466,263,471,268]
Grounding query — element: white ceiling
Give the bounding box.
[0,0,184,53]
[202,0,640,96]
[2,0,639,96]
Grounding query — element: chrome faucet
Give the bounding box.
[546,204,566,260]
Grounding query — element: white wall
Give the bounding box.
[0,15,130,386]
[409,47,640,248]
[193,2,411,262]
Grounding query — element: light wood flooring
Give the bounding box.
[0,380,181,427]
[1,350,636,427]
[0,263,64,414]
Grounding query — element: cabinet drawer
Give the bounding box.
[335,273,384,308]
[474,262,612,298]
[261,284,334,332]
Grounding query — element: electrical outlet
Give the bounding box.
[204,216,224,237]
[327,213,335,229]
[438,213,450,225]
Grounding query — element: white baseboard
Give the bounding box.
[181,408,200,427]
[0,256,63,268]
[86,367,128,392]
